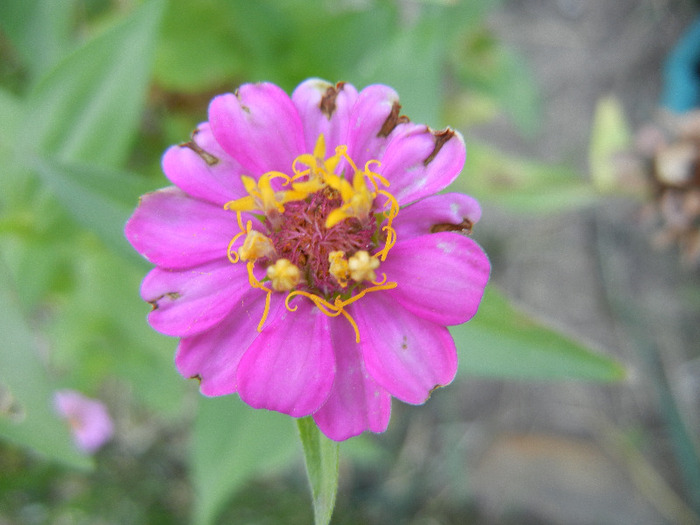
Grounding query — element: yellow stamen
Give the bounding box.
[245,262,273,332]
[348,250,380,282]
[225,173,291,215]
[328,251,350,287]
[267,259,301,291]
[285,279,398,343]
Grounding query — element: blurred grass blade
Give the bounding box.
[452,287,626,381]
[297,417,339,525]
[20,0,165,167]
[33,156,154,263]
[0,263,92,469]
[454,140,598,213]
[191,397,297,525]
[0,0,76,78]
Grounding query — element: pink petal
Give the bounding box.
[346,84,403,168]
[125,187,239,269]
[351,293,458,405]
[54,390,113,453]
[175,292,285,397]
[381,232,490,326]
[236,299,335,417]
[292,79,359,154]
[208,83,305,176]
[312,316,391,441]
[378,124,466,206]
[141,259,249,337]
[162,122,247,206]
[392,192,482,240]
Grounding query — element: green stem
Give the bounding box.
[297,417,339,525]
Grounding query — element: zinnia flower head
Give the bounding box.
[54,389,114,453]
[125,79,490,441]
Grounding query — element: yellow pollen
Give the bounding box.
[267,259,301,291]
[238,230,274,262]
[348,250,380,282]
[328,251,350,287]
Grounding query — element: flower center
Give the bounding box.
[223,135,399,342]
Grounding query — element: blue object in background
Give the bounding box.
[662,16,700,113]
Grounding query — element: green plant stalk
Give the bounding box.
[297,417,339,525]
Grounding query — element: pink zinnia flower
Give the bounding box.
[126,79,490,441]
[54,389,114,453]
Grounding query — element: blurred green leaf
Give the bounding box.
[154,0,397,93]
[454,140,598,213]
[33,156,155,263]
[0,264,92,470]
[0,0,77,79]
[297,417,339,525]
[451,27,541,135]
[0,88,24,204]
[356,10,443,125]
[20,0,165,167]
[191,396,298,525]
[452,287,626,381]
[154,0,246,92]
[43,237,185,416]
[589,95,632,193]
[357,0,500,125]
[0,87,22,143]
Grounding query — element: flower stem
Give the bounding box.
[297,417,339,525]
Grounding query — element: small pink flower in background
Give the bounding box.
[126,79,490,441]
[54,390,114,453]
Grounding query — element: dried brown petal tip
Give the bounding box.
[430,218,474,234]
[182,134,219,166]
[378,101,409,137]
[319,82,346,119]
[424,128,455,166]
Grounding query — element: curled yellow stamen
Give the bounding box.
[244,261,273,332]
[226,214,251,263]
[284,279,397,343]
[374,224,397,262]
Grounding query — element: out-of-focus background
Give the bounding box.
[1,1,699,524]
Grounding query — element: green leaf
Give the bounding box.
[452,287,626,381]
[20,0,165,167]
[297,417,339,525]
[452,27,541,136]
[356,14,442,125]
[154,0,247,92]
[589,95,632,193]
[0,88,24,204]
[454,140,598,213]
[32,156,155,263]
[355,1,491,125]
[191,396,298,525]
[0,0,77,78]
[0,262,92,470]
